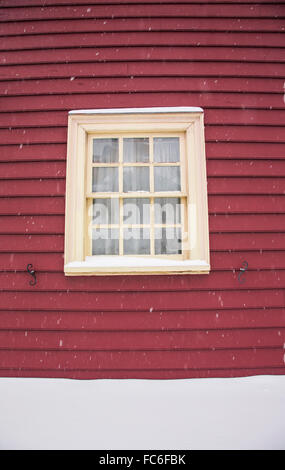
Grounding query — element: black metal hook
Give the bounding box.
[27,263,37,286]
[238,261,248,284]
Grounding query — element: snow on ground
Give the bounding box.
[0,375,284,450]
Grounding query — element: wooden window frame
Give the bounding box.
[64,107,210,275]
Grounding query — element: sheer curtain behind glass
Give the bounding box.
[91,136,182,256]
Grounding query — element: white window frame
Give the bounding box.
[64,107,210,275]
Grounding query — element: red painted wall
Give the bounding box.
[0,0,285,379]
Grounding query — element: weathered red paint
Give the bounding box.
[0,0,284,379]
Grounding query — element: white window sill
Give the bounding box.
[64,256,210,276]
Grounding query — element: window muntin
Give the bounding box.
[87,133,187,258]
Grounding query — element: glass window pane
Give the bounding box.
[154,198,181,225]
[123,138,149,163]
[92,167,118,192]
[154,137,180,163]
[92,228,119,255]
[123,228,150,255]
[123,198,150,225]
[123,167,150,192]
[155,227,182,255]
[93,138,119,163]
[93,198,119,225]
[154,166,180,192]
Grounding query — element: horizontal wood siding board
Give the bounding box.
[0,328,284,351]
[1,93,284,113]
[2,0,284,7]
[1,5,284,22]
[2,47,285,65]
[210,233,285,251]
[1,62,285,82]
[2,18,285,37]
[208,195,285,213]
[0,307,284,331]
[1,270,285,292]
[0,289,284,311]
[0,308,284,331]
[0,348,283,370]
[2,32,285,51]
[1,77,285,96]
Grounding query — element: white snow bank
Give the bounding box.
[0,376,284,450]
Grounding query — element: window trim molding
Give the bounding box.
[64,107,210,276]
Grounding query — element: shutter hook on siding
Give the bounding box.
[238,261,248,284]
[27,263,37,286]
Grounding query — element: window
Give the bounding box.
[64,107,210,275]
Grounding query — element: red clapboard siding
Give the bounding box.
[1,270,285,292]
[2,32,285,52]
[1,18,285,40]
[2,47,285,66]
[210,233,285,251]
[0,328,284,351]
[208,160,285,177]
[1,0,284,8]
[0,308,284,332]
[0,197,65,215]
[1,0,283,5]
[0,162,66,178]
[1,77,284,97]
[206,142,285,159]
[208,195,285,213]
[0,234,64,252]
[0,1,284,380]
[0,179,66,197]
[1,93,284,113]
[0,144,67,162]
[207,178,285,195]
[0,348,283,371]
[0,289,284,311]
[1,4,284,22]
[0,128,67,145]
[1,17,284,37]
[0,215,65,234]
[1,61,285,82]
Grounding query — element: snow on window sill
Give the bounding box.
[64,256,210,276]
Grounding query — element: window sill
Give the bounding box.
[64,256,210,276]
